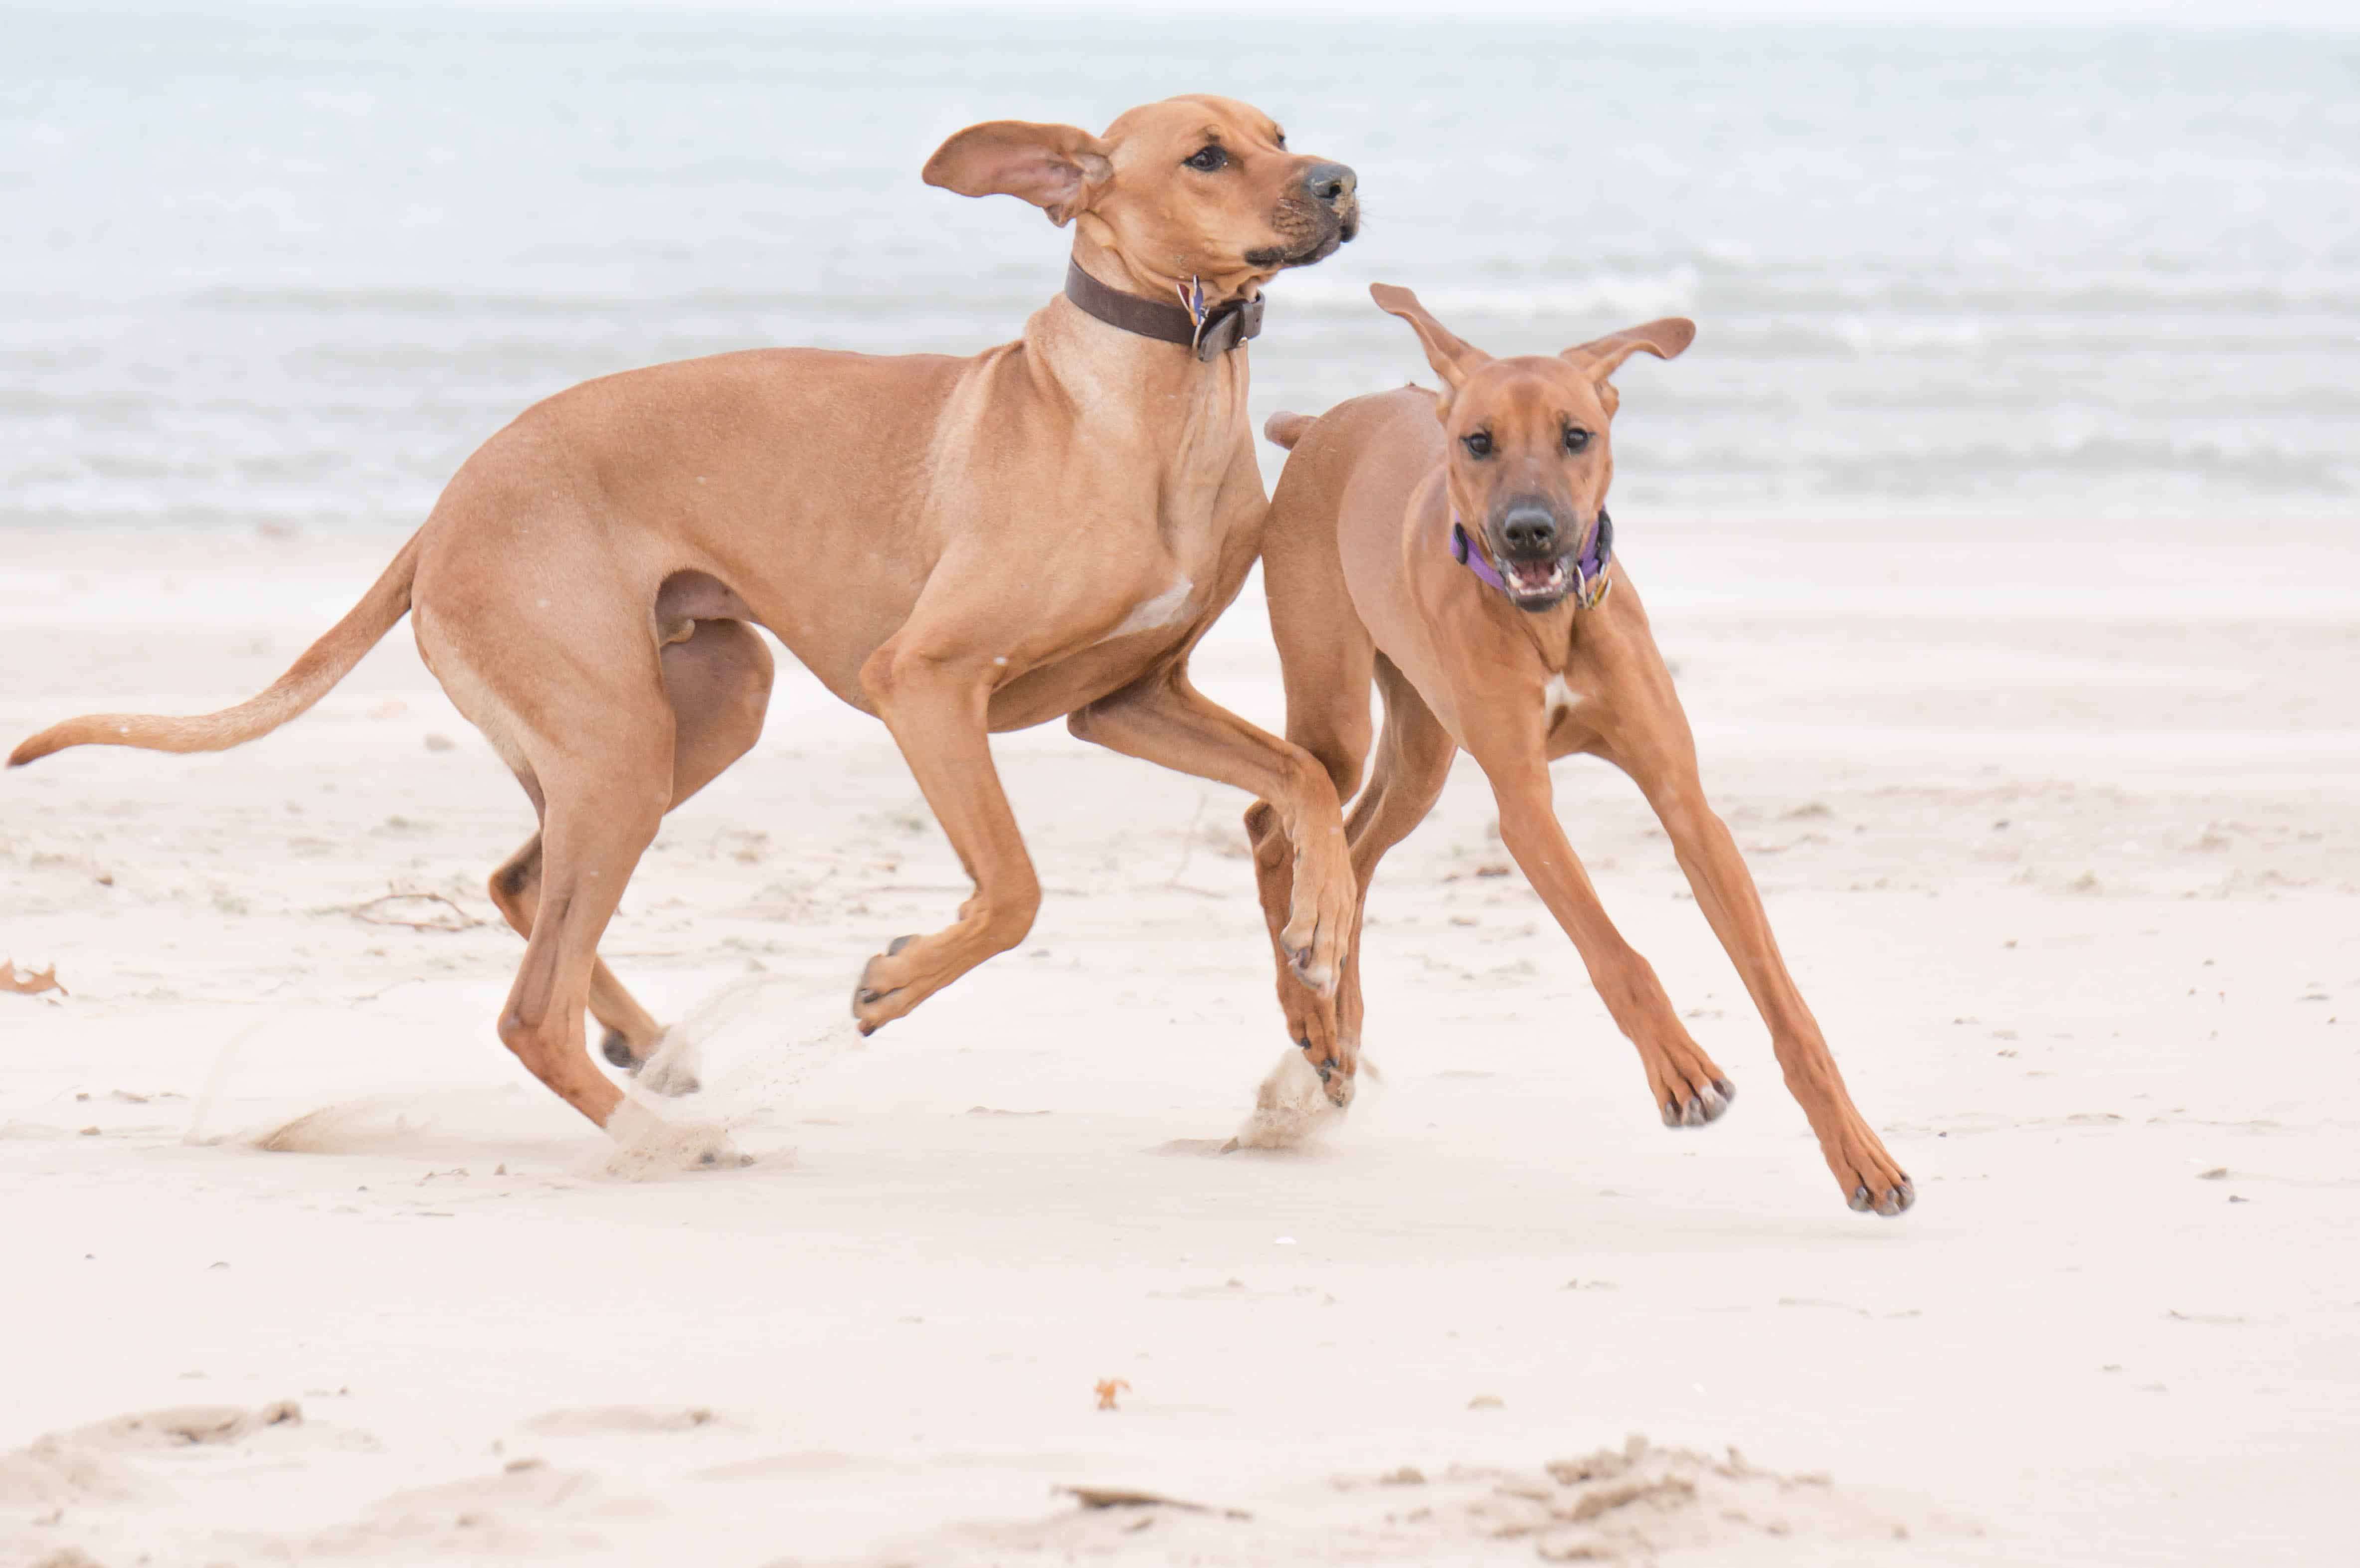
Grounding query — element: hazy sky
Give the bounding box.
[493,0,2355,20]
[49,0,2360,22]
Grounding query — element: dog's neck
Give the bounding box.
[1024,243,1260,465]
[1066,235,1268,317]
[1062,258,1262,361]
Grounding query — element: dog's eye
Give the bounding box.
[1184,146,1228,173]
[1272,130,1287,149]
[1563,427,1591,454]
[1462,431,1493,459]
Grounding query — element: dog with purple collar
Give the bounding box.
[1248,283,1913,1217]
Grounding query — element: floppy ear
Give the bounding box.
[1370,283,1491,392]
[1562,317,1696,380]
[922,120,1113,227]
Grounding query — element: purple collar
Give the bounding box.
[1450,511,1615,610]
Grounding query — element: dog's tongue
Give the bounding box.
[1509,560,1555,590]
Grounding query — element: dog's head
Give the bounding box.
[1372,284,1693,613]
[922,96,1357,303]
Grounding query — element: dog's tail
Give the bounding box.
[9,531,423,768]
[1263,411,1317,451]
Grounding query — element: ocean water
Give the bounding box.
[3,6,2357,535]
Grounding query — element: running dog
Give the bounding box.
[12,97,1362,1138]
[1249,284,1912,1215]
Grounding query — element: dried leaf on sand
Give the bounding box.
[0,960,66,997]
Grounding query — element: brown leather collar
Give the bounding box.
[1063,259,1264,362]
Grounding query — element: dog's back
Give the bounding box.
[1254,386,1449,802]
[1260,385,1445,626]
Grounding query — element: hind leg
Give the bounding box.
[1332,656,1457,1055]
[483,619,773,1078]
[487,834,662,1068]
[495,734,672,1128]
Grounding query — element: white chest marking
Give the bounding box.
[1099,577,1195,644]
[1544,673,1586,723]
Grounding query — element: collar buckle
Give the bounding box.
[1192,295,1263,361]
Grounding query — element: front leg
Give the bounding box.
[852,636,1041,1035]
[1243,799,1344,1078]
[1467,728,1735,1130]
[1620,741,1913,1216]
[1578,590,1912,1215]
[1069,665,1357,1090]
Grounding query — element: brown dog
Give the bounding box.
[1249,284,1912,1216]
[10,96,1363,1138]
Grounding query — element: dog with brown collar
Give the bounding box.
[10,97,1362,1140]
[1251,284,1912,1216]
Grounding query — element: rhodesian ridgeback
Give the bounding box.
[11,96,1362,1138]
[1249,284,1912,1215]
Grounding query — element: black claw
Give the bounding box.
[1295,1035,1334,1085]
[1849,1184,1874,1213]
[887,934,916,956]
[600,1028,640,1072]
[1713,1077,1736,1103]
[855,987,885,1006]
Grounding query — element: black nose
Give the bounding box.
[1302,161,1357,208]
[1501,506,1559,557]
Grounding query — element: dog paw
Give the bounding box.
[1821,1110,1914,1217]
[1847,1178,1915,1217]
[602,1026,700,1094]
[1297,1033,1358,1110]
[851,935,926,1035]
[1278,922,1339,996]
[1645,1042,1733,1131]
[1279,837,1353,997]
[1658,1076,1735,1128]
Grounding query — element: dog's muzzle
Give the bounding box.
[1451,511,1615,613]
[1253,161,1359,269]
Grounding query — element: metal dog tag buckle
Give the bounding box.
[1176,274,1263,361]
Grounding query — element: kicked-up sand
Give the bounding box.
[1,513,2354,1566]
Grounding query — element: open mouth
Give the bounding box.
[1503,555,1570,606]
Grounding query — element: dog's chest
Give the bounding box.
[1098,576,1196,643]
[1544,673,1587,723]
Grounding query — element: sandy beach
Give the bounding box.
[2,514,2354,1566]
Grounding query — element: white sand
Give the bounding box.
[2,518,2355,1566]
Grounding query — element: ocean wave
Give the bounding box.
[1277,269,1702,320]
[5,13,2357,529]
